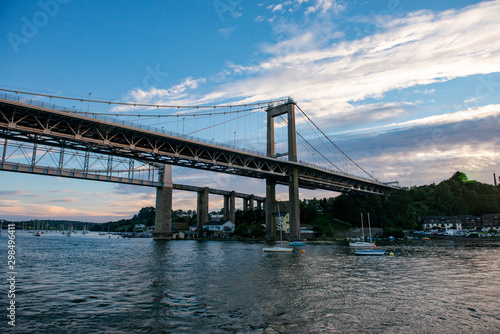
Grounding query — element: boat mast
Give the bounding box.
[367,213,372,242]
[361,212,365,241]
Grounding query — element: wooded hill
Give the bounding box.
[306,171,500,236]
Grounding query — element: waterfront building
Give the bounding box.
[203,221,235,238]
[481,214,500,231]
[423,216,463,231]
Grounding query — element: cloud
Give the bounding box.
[218,27,235,38]
[333,111,499,184]
[114,1,500,187]
[114,77,208,112]
[304,0,345,15]
[268,4,283,12]
[0,190,40,197]
[341,104,500,137]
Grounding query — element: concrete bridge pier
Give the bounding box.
[265,179,277,241]
[197,187,209,236]
[223,191,236,222]
[288,167,300,240]
[153,164,173,240]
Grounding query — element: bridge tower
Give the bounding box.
[153,164,173,240]
[266,99,301,241]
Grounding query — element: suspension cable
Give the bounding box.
[295,104,375,180]
[0,88,287,109]
[279,115,341,170]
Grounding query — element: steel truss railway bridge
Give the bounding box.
[0,93,399,240]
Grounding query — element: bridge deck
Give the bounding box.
[0,95,398,195]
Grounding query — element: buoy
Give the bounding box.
[222,246,224,249]
[140,242,143,244]
[390,252,394,256]
[301,249,305,253]
[181,244,183,246]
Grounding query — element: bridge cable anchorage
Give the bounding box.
[295,104,377,181]
[0,87,287,110]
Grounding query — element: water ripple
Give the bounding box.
[1,234,499,333]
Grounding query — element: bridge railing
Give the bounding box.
[1,93,390,186]
[0,92,270,157]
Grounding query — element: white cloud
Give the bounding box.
[344,104,500,136]
[218,27,235,38]
[305,0,344,15]
[270,4,283,12]
[114,1,500,187]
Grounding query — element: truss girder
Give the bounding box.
[0,98,398,195]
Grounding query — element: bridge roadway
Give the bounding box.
[0,95,397,195]
[0,161,265,202]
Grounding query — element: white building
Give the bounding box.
[203,221,235,237]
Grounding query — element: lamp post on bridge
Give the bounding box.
[87,93,91,115]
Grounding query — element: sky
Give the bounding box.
[0,0,499,223]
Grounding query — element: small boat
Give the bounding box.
[33,231,41,237]
[355,249,386,256]
[263,210,293,253]
[263,246,293,252]
[289,241,306,246]
[349,241,375,247]
[349,213,375,247]
[353,213,386,256]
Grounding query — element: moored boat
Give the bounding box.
[289,240,306,246]
[349,213,375,247]
[354,249,386,256]
[263,246,293,252]
[353,213,386,256]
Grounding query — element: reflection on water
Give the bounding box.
[1,233,500,333]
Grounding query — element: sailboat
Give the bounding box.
[287,224,306,246]
[263,209,293,252]
[354,213,386,256]
[349,213,375,247]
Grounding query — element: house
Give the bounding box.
[210,212,224,221]
[171,222,190,239]
[134,224,146,231]
[481,214,500,231]
[456,215,480,230]
[422,216,462,230]
[203,220,235,238]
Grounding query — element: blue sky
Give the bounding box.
[1,0,499,222]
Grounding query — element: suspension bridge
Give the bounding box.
[0,89,399,240]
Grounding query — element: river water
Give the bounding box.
[1,232,500,333]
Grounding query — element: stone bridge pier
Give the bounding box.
[153,164,173,240]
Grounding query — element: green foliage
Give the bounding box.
[318,171,500,232]
[234,223,250,237]
[234,209,265,238]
